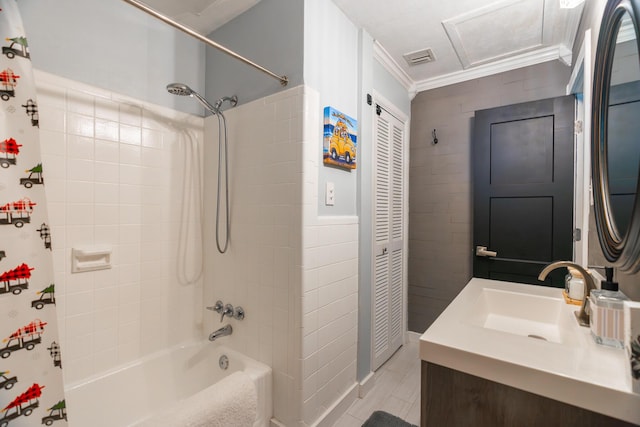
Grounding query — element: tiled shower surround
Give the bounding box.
[36,73,359,427]
[203,86,359,427]
[36,70,205,385]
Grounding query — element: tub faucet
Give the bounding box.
[538,261,598,327]
[209,324,232,342]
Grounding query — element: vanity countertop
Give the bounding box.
[420,278,640,425]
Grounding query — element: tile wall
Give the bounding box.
[203,86,306,426]
[203,85,359,427]
[36,70,205,385]
[301,217,359,426]
[408,61,572,332]
[35,75,360,424]
[301,88,359,427]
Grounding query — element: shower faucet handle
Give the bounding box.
[221,304,234,322]
[207,300,224,314]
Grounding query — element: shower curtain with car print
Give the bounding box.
[0,1,67,425]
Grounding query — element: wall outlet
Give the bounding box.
[325,182,335,206]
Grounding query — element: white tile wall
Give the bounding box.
[203,86,305,427]
[300,88,359,427]
[35,70,205,385]
[36,75,361,424]
[203,85,359,427]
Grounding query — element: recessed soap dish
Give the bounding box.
[71,247,112,273]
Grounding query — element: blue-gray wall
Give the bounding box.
[18,0,205,115]
[372,61,412,116]
[304,0,360,216]
[205,0,304,108]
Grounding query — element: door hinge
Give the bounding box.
[574,120,583,134]
[573,228,582,242]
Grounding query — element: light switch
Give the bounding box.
[325,182,335,206]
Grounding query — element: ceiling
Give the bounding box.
[141,0,585,95]
[140,0,261,35]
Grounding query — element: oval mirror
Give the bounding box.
[592,0,640,273]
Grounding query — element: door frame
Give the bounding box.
[567,28,592,266]
[370,90,410,369]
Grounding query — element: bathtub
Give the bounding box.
[64,341,272,427]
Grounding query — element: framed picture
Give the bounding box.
[323,106,357,170]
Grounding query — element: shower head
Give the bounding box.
[166,82,218,115]
[166,83,193,97]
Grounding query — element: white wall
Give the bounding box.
[300,88,360,426]
[25,1,412,424]
[202,86,305,426]
[202,83,360,427]
[37,71,205,384]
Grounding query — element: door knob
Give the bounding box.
[476,246,497,257]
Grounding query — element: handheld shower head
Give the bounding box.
[166,82,218,114]
[166,83,193,97]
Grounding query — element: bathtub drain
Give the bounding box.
[219,354,229,370]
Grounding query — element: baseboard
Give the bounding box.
[358,371,376,398]
[311,382,359,427]
[269,418,286,427]
[406,331,421,343]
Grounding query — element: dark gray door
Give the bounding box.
[473,96,575,287]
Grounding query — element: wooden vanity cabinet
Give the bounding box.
[421,362,637,427]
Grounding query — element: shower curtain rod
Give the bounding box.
[122,0,289,86]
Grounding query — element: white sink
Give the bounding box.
[420,278,640,425]
[470,287,576,345]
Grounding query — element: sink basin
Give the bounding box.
[420,278,639,425]
[470,287,575,344]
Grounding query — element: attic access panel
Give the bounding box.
[443,0,548,69]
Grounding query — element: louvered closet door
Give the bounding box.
[372,107,404,371]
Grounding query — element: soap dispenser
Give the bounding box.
[590,267,629,348]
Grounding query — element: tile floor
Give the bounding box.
[333,337,421,426]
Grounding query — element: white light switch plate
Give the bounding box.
[325,182,335,206]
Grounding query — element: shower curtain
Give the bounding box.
[0,1,67,425]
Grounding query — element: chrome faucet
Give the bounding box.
[538,261,598,327]
[207,300,241,322]
[209,324,232,342]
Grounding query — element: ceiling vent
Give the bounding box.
[403,48,436,66]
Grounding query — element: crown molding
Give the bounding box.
[414,44,567,93]
[562,2,585,53]
[372,40,418,99]
[373,42,572,96]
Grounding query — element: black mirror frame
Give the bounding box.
[592,0,640,273]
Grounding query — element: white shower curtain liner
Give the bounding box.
[0,1,67,425]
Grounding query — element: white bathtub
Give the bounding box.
[65,341,272,427]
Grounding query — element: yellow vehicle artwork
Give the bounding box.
[329,119,356,164]
[323,107,357,170]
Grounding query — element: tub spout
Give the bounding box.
[538,261,597,327]
[209,324,232,342]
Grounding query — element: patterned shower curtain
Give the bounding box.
[0,1,67,426]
